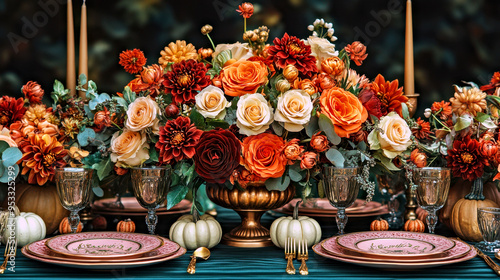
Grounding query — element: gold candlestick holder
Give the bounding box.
[404,92,419,220]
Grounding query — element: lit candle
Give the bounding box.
[404,0,414,96]
[78,0,87,99]
[67,0,76,97]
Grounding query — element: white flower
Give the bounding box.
[327,29,334,37]
[236,94,274,136]
[330,36,338,42]
[368,112,412,159]
[320,19,325,25]
[305,36,339,69]
[213,42,253,62]
[313,19,320,25]
[308,25,314,31]
[424,108,432,118]
[312,31,318,37]
[110,130,150,167]
[125,96,160,134]
[274,89,313,132]
[325,23,333,29]
[195,85,231,119]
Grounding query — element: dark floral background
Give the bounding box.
[1,0,499,116]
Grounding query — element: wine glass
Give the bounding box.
[376,172,405,229]
[413,167,450,234]
[131,166,172,234]
[322,166,361,235]
[477,207,500,252]
[55,167,94,233]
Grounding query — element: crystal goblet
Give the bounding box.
[55,167,94,234]
[376,171,405,229]
[131,166,172,234]
[413,167,450,234]
[477,207,500,252]
[322,166,361,235]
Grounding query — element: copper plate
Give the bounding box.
[93,198,191,213]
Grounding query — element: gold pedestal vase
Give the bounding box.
[206,182,295,247]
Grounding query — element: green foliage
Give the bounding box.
[265,175,291,191]
[77,127,96,147]
[92,157,114,181]
[0,141,22,183]
[51,80,70,104]
[326,148,345,167]
[189,107,206,130]
[318,114,341,145]
[167,185,189,210]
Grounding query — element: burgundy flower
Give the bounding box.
[358,88,383,119]
[163,59,210,104]
[0,96,27,127]
[267,33,317,77]
[194,128,241,184]
[447,136,489,181]
[155,116,203,164]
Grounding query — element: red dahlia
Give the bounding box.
[22,81,44,104]
[447,137,489,181]
[480,72,500,95]
[267,33,317,77]
[119,49,147,74]
[155,116,203,164]
[163,59,210,104]
[412,118,433,140]
[0,96,27,127]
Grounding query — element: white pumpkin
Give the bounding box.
[169,212,222,250]
[2,212,46,247]
[270,201,322,248]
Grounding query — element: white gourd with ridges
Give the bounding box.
[2,212,46,247]
[169,213,222,250]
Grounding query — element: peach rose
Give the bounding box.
[236,93,274,136]
[0,128,17,147]
[195,85,231,119]
[110,130,150,167]
[300,151,318,169]
[368,112,412,159]
[275,89,313,132]
[310,132,329,152]
[125,97,160,133]
[320,87,368,138]
[221,60,268,97]
[241,133,287,179]
[410,149,427,168]
[284,139,303,164]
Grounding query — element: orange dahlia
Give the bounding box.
[158,40,197,67]
[119,49,147,74]
[0,96,26,127]
[267,33,317,77]
[447,136,489,181]
[138,64,165,97]
[21,134,68,186]
[431,101,452,120]
[22,81,44,104]
[480,72,500,95]
[369,74,408,117]
[345,41,368,66]
[411,118,432,140]
[24,104,52,126]
[163,59,210,104]
[155,116,203,164]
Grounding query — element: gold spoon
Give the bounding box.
[187,247,210,274]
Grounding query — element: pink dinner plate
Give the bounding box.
[45,232,164,259]
[22,244,186,270]
[336,231,456,259]
[322,236,471,263]
[312,242,476,270]
[93,198,191,213]
[273,206,389,218]
[27,236,179,263]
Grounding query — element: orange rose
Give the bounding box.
[283,139,303,164]
[221,60,268,97]
[241,133,287,179]
[300,152,318,169]
[310,132,329,152]
[410,149,427,168]
[320,87,368,138]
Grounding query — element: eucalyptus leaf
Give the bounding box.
[305,115,319,137]
[166,185,189,210]
[289,169,303,182]
[454,115,473,131]
[325,148,345,167]
[0,141,11,154]
[95,157,113,181]
[2,147,22,167]
[265,176,290,191]
[113,96,128,108]
[78,74,87,86]
[401,102,409,120]
[272,122,284,136]
[77,127,96,147]
[318,114,341,145]
[92,186,104,197]
[0,164,18,183]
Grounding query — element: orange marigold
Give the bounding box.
[158,40,197,67]
[345,41,368,66]
[21,134,68,185]
[431,101,452,120]
[411,118,433,140]
[119,49,147,74]
[370,74,408,117]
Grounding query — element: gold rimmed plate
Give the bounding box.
[45,232,164,259]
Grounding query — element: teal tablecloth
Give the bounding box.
[2,206,499,280]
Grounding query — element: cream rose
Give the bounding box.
[195,85,231,119]
[274,89,313,132]
[368,112,412,159]
[0,128,17,147]
[213,42,253,62]
[110,130,150,167]
[125,97,160,134]
[305,36,339,69]
[236,94,274,136]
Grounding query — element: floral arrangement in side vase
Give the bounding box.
[98,2,417,210]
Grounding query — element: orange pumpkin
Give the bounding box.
[2,183,70,234]
[416,207,428,224]
[59,217,83,234]
[438,179,500,228]
[370,218,389,231]
[404,219,425,233]
[117,219,135,233]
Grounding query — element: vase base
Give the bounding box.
[222,233,274,248]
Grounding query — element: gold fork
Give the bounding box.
[284,237,296,275]
[297,239,309,275]
[473,245,500,276]
[0,238,17,274]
